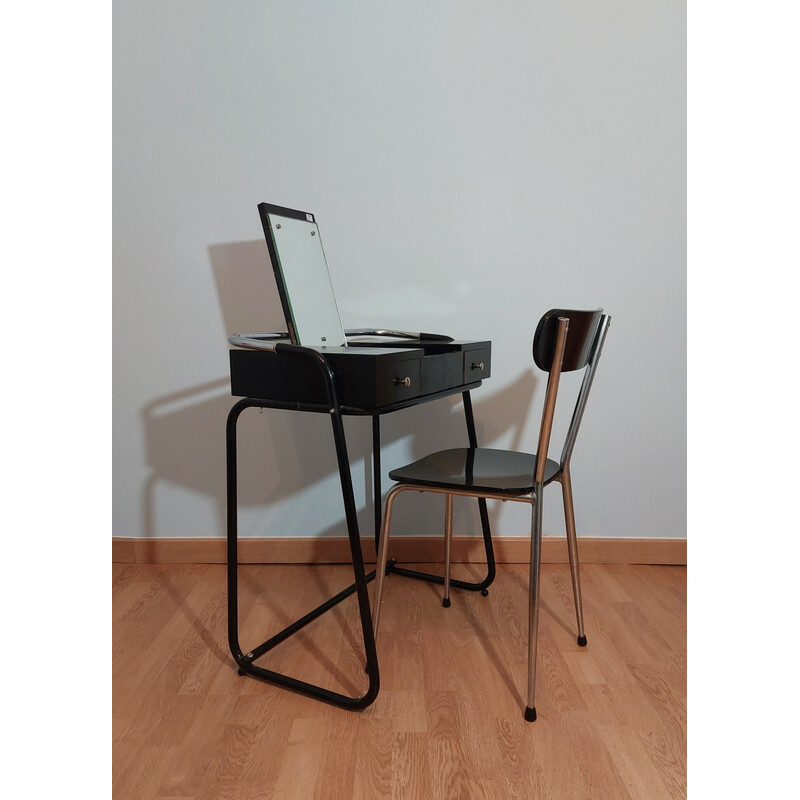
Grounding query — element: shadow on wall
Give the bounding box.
[139,240,538,554]
[208,240,286,336]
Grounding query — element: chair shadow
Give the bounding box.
[463,603,524,708]
[504,564,578,642]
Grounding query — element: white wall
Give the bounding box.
[113,0,686,543]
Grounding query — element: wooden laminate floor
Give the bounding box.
[113,562,686,799]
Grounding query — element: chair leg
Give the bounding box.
[560,469,587,646]
[372,485,404,644]
[525,484,544,722]
[442,493,454,608]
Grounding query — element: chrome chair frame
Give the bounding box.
[371,310,611,721]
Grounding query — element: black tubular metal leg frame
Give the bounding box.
[226,344,379,710]
[377,390,497,594]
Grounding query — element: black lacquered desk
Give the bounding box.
[226,338,494,709]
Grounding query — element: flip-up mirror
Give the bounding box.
[258,202,347,347]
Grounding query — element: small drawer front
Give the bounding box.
[375,358,422,406]
[463,348,491,382]
[421,352,463,394]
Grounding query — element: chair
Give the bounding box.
[371,308,611,721]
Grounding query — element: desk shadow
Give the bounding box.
[209,240,286,336]
[134,238,546,702]
[237,565,362,695]
[157,565,230,670]
[140,238,539,549]
[140,368,537,546]
[141,378,376,540]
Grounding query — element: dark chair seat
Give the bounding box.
[388,447,561,495]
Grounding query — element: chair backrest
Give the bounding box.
[532,309,610,483]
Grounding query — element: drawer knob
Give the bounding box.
[471,361,485,371]
[395,376,412,387]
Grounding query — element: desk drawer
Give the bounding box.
[373,358,422,406]
[421,352,463,394]
[229,341,491,412]
[463,347,491,382]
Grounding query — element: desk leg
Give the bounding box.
[385,390,497,593]
[372,415,382,558]
[226,398,380,710]
[462,389,497,592]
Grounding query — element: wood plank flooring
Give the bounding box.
[113,562,686,799]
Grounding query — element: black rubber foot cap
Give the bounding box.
[481,589,489,597]
[524,706,537,722]
[442,597,451,608]
[237,668,245,676]
[577,635,587,647]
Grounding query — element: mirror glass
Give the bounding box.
[267,211,347,347]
